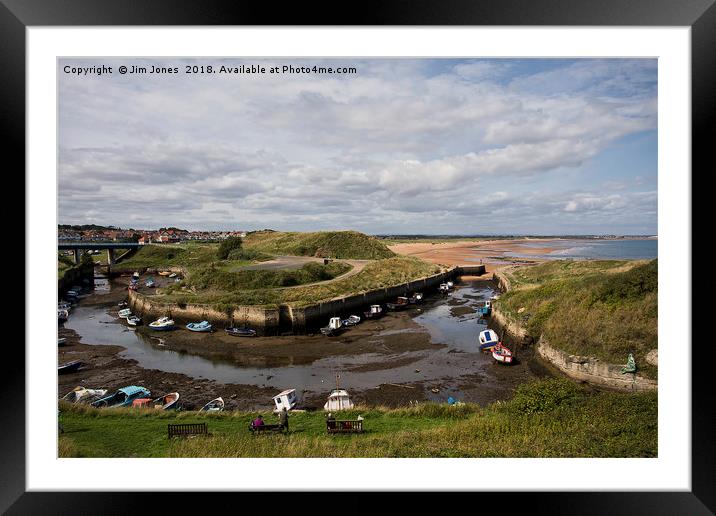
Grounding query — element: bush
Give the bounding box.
[509,378,583,415]
[217,236,243,260]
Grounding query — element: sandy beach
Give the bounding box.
[388,238,556,274]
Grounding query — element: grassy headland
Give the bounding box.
[58,378,657,458]
[496,260,657,378]
[243,230,395,259]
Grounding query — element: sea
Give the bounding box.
[504,238,658,260]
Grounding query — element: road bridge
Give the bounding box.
[58,242,141,265]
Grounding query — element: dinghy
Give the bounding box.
[126,315,142,326]
[92,386,151,408]
[58,360,82,374]
[199,397,225,412]
[62,386,107,404]
[57,337,67,346]
[118,308,132,318]
[144,392,180,410]
[409,292,424,304]
[478,329,499,350]
[363,304,384,319]
[168,272,177,278]
[186,320,212,332]
[145,278,156,288]
[478,300,492,316]
[149,316,175,331]
[225,327,257,337]
[341,315,361,327]
[320,317,345,336]
[491,343,514,364]
[386,296,410,310]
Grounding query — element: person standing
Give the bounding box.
[279,407,289,432]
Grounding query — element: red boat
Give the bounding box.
[491,343,514,364]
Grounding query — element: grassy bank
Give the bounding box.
[243,230,395,260]
[57,378,657,458]
[496,260,657,378]
[159,255,441,308]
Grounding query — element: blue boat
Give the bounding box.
[91,386,151,408]
[478,329,499,350]
[186,320,212,332]
[478,300,492,316]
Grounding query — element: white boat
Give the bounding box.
[478,329,499,350]
[324,389,355,411]
[145,278,156,288]
[126,315,142,326]
[342,315,361,326]
[446,281,454,289]
[492,343,514,364]
[149,316,176,331]
[320,317,345,336]
[439,283,449,294]
[132,271,140,278]
[168,273,177,278]
[272,389,299,412]
[363,304,384,319]
[58,302,72,311]
[62,386,108,404]
[200,396,224,412]
[118,308,132,318]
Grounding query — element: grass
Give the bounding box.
[243,230,395,259]
[57,253,74,279]
[57,378,657,458]
[159,255,441,308]
[496,260,658,378]
[113,242,218,271]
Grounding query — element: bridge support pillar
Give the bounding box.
[73,248,81,264]
[106,248,116,265]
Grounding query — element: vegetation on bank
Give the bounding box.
[496,260,658,378]
[243,230,395,260]
[57,253,75,278]
[57,378,657,458]
[159,255,440,308]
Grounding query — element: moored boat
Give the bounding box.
[324,389,354,411]
[446,281,454,289]
[439,283,449,294]
[409,292,424,304]
[386,296,410,310]
[126,315,142,326]
[57,337,67,346]
[168,272,177,278]
[491,343,514,364]
[320,317,345,336]
[186,320,212,332]
[58,360,82,374]
[149,316,176,331]
[225,326,257,337]
[342,315,361,326]
[134,392,180,410]
[145,277,156,288]
[92,386,151,408]
[478,329,499,350]
[363,304,384,319]
[118,308,132,318]
[478,300,492,316]
[158,271,171,276]
[200,396,225,412]
[62,386,108,404]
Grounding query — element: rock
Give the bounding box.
[517,307,525,314]
[645,349,658,367]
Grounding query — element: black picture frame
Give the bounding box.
[4,0,708,512]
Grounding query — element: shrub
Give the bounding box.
[509,378,583,415]
[217,236,243,260]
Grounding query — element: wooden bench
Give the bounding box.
[249,423,284,434]
[168,423,208,439]
[327,420,363,434]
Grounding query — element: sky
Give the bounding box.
[58,58,657,235]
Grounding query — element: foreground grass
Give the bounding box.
[58,379,657,458]
[497,260,657,378]
[243,230,395,260]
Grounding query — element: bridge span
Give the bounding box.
[58,242,141,265]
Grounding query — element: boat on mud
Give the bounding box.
[491,343,514,364]
[158,271,171,276]
[149,316,176,331]
[57,337,67,346]
[320,317,345,336]
[439,283,450,294]
[342,315,361,327]
[386,296,410,311]
[58,360,82,375]
[273,389,299,412]
[92,386,151,408]
[324,389,355,411]
[145,277,156,288]
[225,326,257,337]
[478,329,499,350]
[186,320,212,332]
[446,281,454,289]
[118,308,132,318]
[199,397,225,412]
[126,315,142,326]
[62,386,108,404]
[409,292,424,304]
[133,392,180,410]
[363,304,384,319]
[478,300,492,316]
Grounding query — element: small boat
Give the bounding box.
[58,308,70,319]
[128,283,138,291]
[58,337,67,346]
[320,317,345,336]
[186,320,212,332]
[386,296,410,310]
[225,326,257,337]
[158,271,171,276]
[409,292,424,304]
[342,315,361,327]
[478,329,499,350]
[478,300,492,316]
[134,392,180,410]
[126,315,142,326]
[324,389,354,411]
[199,397,225,412]
[363,304,384,319]
[446,281,454,289]
[62,386,107,404]
[58,302,72,311]
[168,272,177,278]
[58,360,82,374]
[439,283,449,294]
[132,271,140,278]
[92,386,151,408]
[118,308,132,318]
[145,278,156,288]
[118,301,128,308]
[149,316,176,331]
[492,343,514,364]
[273,389,299,412]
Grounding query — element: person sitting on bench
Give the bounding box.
[252,415,265,428]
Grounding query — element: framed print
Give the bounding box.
[4,0,711,512]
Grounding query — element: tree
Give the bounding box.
[217,236,242,260]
